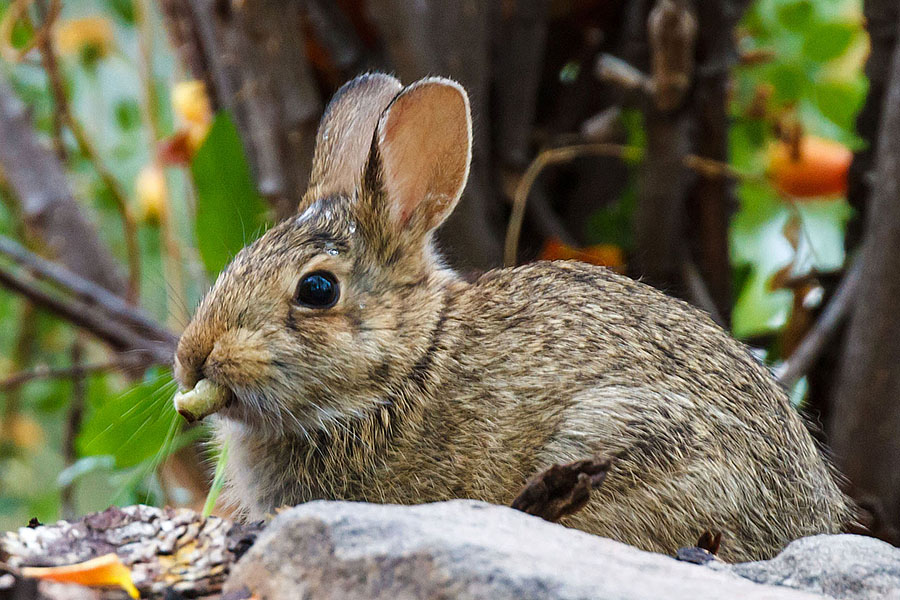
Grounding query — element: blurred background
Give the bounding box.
[0,0,897,546]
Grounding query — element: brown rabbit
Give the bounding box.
[173,73,851,561]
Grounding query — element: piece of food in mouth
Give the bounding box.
[173,378,229,422]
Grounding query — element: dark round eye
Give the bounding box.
[295,271,340,308]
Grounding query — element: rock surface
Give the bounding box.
[226,500,888,600]
[3,501,898,599]
[729,534,900,600]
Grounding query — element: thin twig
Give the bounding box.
[1,360,119,391]
[503,142,748,266]
[27,0,65,158]
[33,0,142,302]
[134,0,188,329]
[681,255,726,326]
[60,337,85,520]
[594,53,652,95]
[0,234,176,344]
[776,258,863,387]
[504,144,642,267]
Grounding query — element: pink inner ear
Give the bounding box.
[377,80,471,231]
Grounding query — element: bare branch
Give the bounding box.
[776,259,862,387]
[0,234,176,345]
[1,360,120,391]
[0,75,126,295]
[503,142,745,267]
[648,0,697,111]
[0,264,173,366]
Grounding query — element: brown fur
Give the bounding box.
[174,74,851,562]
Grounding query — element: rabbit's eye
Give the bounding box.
[295,271,340,308]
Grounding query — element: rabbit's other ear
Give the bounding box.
[365,77,472,238]
[301,73,402,212]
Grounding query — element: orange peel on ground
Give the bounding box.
[22,553,139,598]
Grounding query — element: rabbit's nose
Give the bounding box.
[173,351,203,391]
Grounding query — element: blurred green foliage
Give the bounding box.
[0,0,867,529]
[192,113,267,276]
[730,0,864,338]
[0,0,264,529]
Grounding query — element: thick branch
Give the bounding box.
[158,0,323,221]
[491,0,550,168]
[684,0,750,324]
[0,264,174,366]
[368,0,502,270]
[829,9,900,545]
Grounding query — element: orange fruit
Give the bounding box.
[768,135,852,198]
[538,239,625,272]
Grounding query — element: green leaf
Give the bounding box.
[802,22,857,62]
[768,63,807,103]
[730,183,795,338]
[191,112,267,275]
[203,439,229,518]
[114,99,141,131]
[793,199,853,272]
[77,371,181,469]
[730,183,793,270]
[103,0,136,23]
[813,78,867,131]
[777,1,815,32]
[732,268,793,338]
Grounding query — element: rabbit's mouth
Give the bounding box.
[173,379,234,423]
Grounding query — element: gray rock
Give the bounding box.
[730,534,900,600]
[225,500,824,600]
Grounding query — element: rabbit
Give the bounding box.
[173,73,852,562]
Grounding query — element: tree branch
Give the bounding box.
[0,262,174,366]
[1,360,120,391]
[776,259,862,387]
[0,75,126,295]
[0,235,176,345]
[158,0,323,221]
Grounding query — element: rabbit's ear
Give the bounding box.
[301,73,402,212]
[365,77,471,237]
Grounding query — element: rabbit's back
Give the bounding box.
[417,260,850,560]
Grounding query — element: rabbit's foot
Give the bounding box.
[511,455,611,523]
